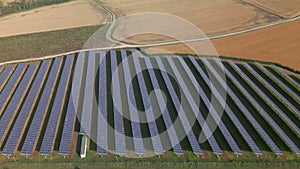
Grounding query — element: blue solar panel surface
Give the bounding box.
[2,61,49,155]
[156,57,221,155]
[243,63,300,123]
[146,58,182,154]
[0,64,25,110]
[162,57,203,155]
[59,53,85,155]
[272,65,300,89]
[58,94,75,155]
[1,49,298,157]
[228,61,300,155]
[110,50,126,156]
[122,50,144,155]
[97,51,108,155]
[156,57,204,155]
[40,56,73,155]
[168,57,227,153]
[256,63,300,102]
[188,56,261,155]
[223,62,284,155]
[197,59,246,154]
[21,58,62,155]
[0,65,36,146]
[80,51,96,135]
[0,66,13,89]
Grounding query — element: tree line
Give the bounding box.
[0,0,70,17]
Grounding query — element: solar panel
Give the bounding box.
[0,64,36,150]
[256,63,300,102]
[271,65,300,89]
[188,56,261,155]
[122,50,144,155]
[59,53,85,155]
[145,57,182,155]
[58,95,75,155]
[244,63,300,119]
[202,58,253,154]
[80,51,96,135]
[2,61,49,155]
[168,57,230,155]
[21,58,62,155]
[163,57,205,155]
[97,51,108,155]
[155,57,207,155]
[110,50,126,156]
[0,66,13,89]
[0,64,25,112]
[228,61,300,154]
[40,56,73,155]
[137,57,170,155]
[220,62,283,155]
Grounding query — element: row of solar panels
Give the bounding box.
[0,49,299,157]
[0,57,75,156]
[73,49,299,156]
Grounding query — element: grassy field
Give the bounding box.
[0,25,102,63]
[0,149,299,169]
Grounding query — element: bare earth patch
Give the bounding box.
[143,19,300,70]
[102,0,282,44]
[244,0,300,18]
[0,0,109,37]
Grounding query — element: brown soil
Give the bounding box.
[143,19,300,70]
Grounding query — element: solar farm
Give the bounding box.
[0,49,299,160]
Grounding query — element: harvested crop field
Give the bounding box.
[0,0,109,37]
[244,0,300,18]
[0,0,14,3]
[143,19,300,70]
[103,0,282,44]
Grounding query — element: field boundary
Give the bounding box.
[1,46,299,74]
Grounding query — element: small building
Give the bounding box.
[80,135,87,158]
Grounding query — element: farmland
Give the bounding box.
[0,0,299,71]
[0,49,299,165]
[0,0,300,168]
[142,18,300,70]
[104,0,283,44]
[244,0,300,18]
[0,25,102,63]
[0,0,109,37]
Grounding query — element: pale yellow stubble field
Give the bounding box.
[0,0,109,37]
[102,0,283,44]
